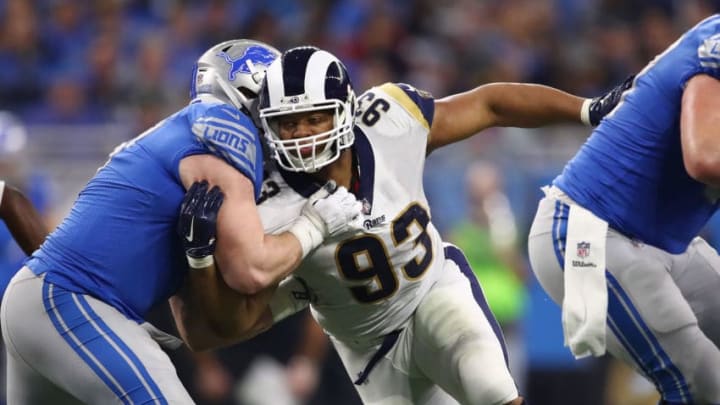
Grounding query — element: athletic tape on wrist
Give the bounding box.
[288,216,324,257]
[187,255,214,269]
[580,98,592,126]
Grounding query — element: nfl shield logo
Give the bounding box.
[577,241,590,258]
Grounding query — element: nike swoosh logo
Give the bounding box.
[186,220,194,242]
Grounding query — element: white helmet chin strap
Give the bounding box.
[245,59,261,80]
[214,72,247,110]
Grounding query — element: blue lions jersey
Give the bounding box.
[26,99,263,321]
[554,15,720,254]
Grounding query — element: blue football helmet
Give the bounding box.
[259,46,356,173]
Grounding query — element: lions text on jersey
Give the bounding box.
[2,97,263,404]
[28,98,263,320]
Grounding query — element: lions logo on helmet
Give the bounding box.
[191,39,280,115]
[218,46,278,82]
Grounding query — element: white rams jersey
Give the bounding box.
[258,82,443,344]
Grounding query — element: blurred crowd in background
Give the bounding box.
[4,0,720,127]
[2,0,720,404]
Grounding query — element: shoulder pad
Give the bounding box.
[375,83,435,129]
[191,104,262,186]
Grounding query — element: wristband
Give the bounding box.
[269,277,313,323]
[287,216,324,258]
[186,255,214,269]
[580,98,592,126]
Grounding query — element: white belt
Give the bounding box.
[541,185,579,206]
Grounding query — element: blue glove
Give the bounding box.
[177,180,224,268]
[585,74,636,126]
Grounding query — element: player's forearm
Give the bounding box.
[0,187,48,255]
[170,297,272,352]
[429,83,586,152]
[217,231,304,294]
[170,263,277,351]
[483,83,585,128]
[169,293,227,352]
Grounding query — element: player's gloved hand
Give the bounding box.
[307,183,363,236]
[177,180,224,269]
[288,180,363,257]
[581,74,635,126]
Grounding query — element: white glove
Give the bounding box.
[309,185,363,236]
[288,181,363,257]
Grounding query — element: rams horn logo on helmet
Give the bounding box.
[218,46,277,81]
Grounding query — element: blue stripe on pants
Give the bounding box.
[42,281,168,404]
[551,200,569,265]
[549,202,691,402]
[606,274,690,402]
[74,295,169,404]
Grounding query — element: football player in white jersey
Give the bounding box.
[178,45,631,405]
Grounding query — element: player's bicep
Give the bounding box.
[681,74,720,138]
[428,90,496,153]
[178,154,257,204]
[680,74,720,183]
[179,154,265,280]
[191,106,264,198]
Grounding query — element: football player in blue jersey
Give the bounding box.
[528,14,720,404]
[178,45,632,405]
[0,39,363,404]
